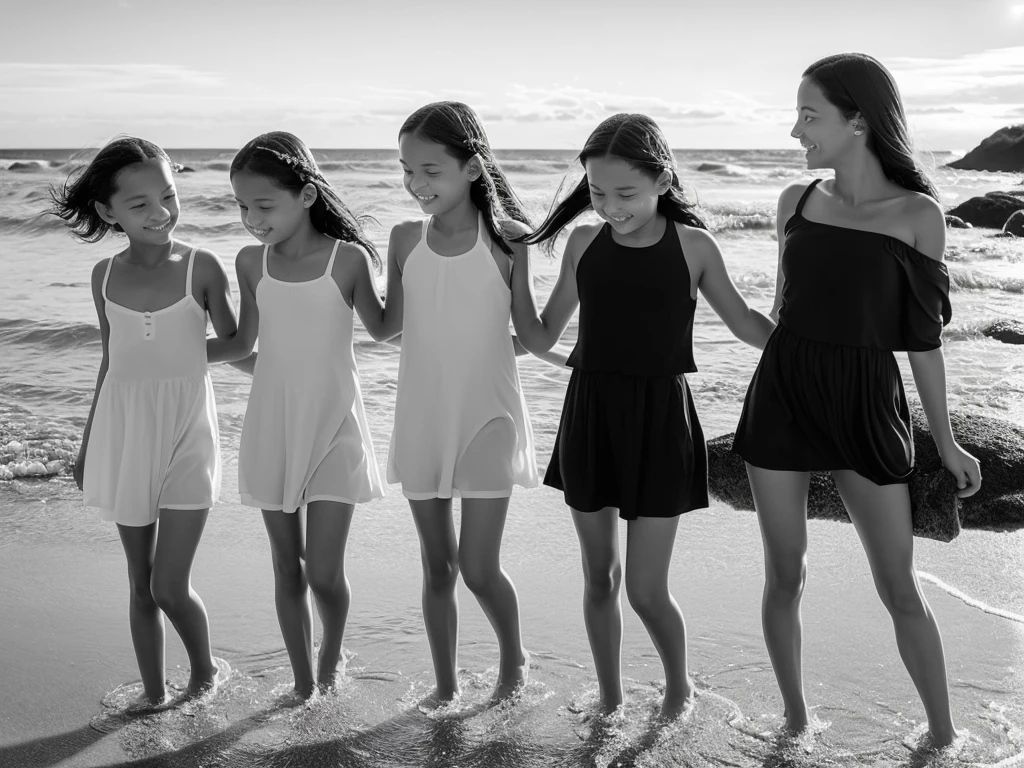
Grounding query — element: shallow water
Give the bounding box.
[1,149,1022,766]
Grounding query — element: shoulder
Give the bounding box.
[388,219,423,269]
[496,218,531,240]
[778,181,813,214]
[901,192,946,262]
[90,257,110,292]
[336,240,374,271]
[235,244,263,268]
[565,221,603,249]
[676,223,721,269]
[564,222,604,266]
[494,218,530,259]
[675,222,717,252]
[192,247,228,277]
[390,219,423,242]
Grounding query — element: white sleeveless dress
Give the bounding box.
[239,240,384,512]
[84,248,221,526]
[387,216,538,499]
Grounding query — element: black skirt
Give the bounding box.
[544,369,709,520]
[733,324,914,484]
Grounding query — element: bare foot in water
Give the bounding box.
[781,705,810,736]
[417,687,461,713]
[659,681,695,722]
[489,650,530,705]
[124,690,174,716]
[179,658,230,702]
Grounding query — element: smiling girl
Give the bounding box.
[50,136,237,710]
[383,101,538,707]
[732,53,980,747]
[208,131,388,701]
[512,113,775,720]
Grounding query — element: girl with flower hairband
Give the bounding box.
[208,131,392,702]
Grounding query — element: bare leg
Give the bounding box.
[304,500,355,690]
[117,522,167,705]
[150,508,217,695]
[832,470,957,748]
[410,497,460,703]
[571,506,623,714]
[262,509,315,698]
[624,515,693,719]
[746,464,812,733]
[459,496,528,702]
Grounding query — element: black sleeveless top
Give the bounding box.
[779,179,951,351]
[567,220,698,376]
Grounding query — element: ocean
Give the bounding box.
[0,147,1022,767]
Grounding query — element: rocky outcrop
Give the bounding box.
[946,192,1024,229]
[1003,209,1024,236]
[946,125,1024,172]
[707,404,1024,541]
[982,320,1024,344]
[945,215,971,229]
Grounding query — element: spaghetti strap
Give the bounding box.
[324,239,341,276]
[100,256,115,300]
[262,244,270,277]
[185,247,198,297]
[794,179,822,217]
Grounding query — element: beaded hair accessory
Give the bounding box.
[255,146,325,184]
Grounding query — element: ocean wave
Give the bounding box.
[0,213,64,236]
[0,318,99,351]
[949,268,1024,294]
[695,162,751,177]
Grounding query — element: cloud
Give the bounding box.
[888,46,1024,104]
[0,62,225,93]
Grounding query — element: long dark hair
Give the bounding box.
[48,136,171,242]
[803,53,938,200]
[230,131,381,270]
[518,113,708,253]
[399,101,530,256]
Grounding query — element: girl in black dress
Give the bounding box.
[511,113,775,720]
[732,53,981,748]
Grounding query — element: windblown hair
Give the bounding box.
[803,53,938,200]
[230,131,381,270]
[399,101,530,256]
[48,136,171,242]
[518,113,708,254]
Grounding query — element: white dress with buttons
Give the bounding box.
[84,248,221,526]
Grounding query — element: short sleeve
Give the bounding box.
[885,239,952,351]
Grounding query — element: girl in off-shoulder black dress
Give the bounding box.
[733,54,981,749]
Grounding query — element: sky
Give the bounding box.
[2,0,1023,150]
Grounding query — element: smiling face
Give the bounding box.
[791,77,860,170]
[96,158,178,244]
[231,170,315,244]
[584,154,668,236]
[398,131,478,215]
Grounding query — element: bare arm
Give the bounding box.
[686,226,775,350]
[75,260,111,490]
[511,333,572,367]
[510,225,592,354]
[348,245,390,342]
[907,195,980,497]
[770,184,804,322]
[207,247,260,365]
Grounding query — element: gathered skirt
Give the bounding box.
[733,324,914,484]
[544,369,709,520]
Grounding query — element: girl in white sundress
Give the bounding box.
[50,137,241,711]
[381,102,551,707]
[208,131,387,701]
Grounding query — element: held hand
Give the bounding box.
[940,443,981,498]
[72,451,85,491]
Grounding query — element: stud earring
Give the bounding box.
[853,122,864,136]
